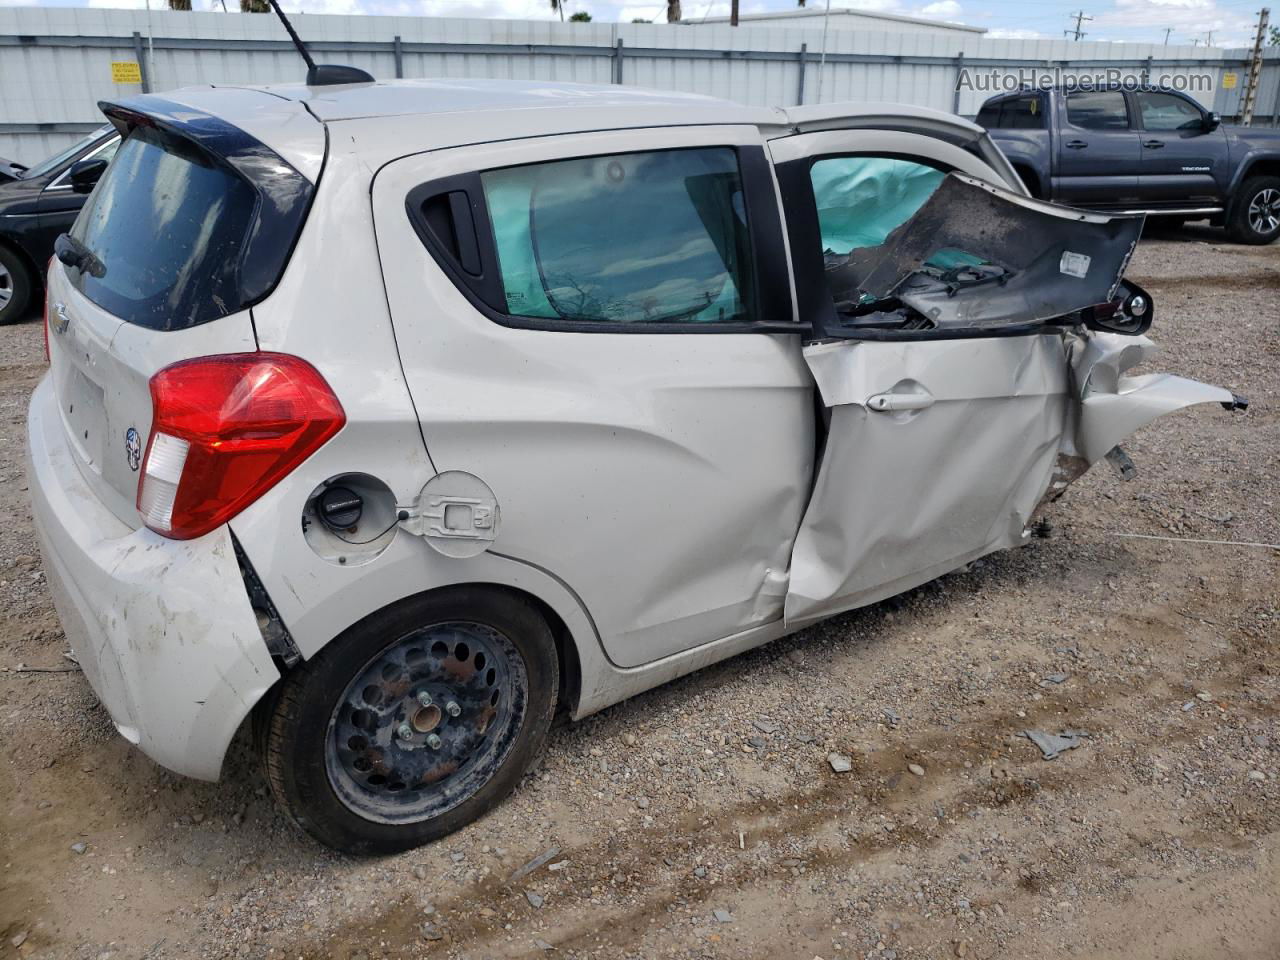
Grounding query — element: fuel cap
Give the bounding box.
[318,485,363,530]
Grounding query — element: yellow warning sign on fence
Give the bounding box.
[1222,72,1238,90]
[110,61,142,84]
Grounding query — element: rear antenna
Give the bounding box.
[264,0,374,87]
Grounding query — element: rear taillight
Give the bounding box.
[42,258,53,362]
[137,353,345,540]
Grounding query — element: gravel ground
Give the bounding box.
[1,224,1277,960]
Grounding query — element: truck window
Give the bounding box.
[1136,92,1204,131]
[1002,97,1044,130]
[975,104,1001,128]
[1066,91,1130,131]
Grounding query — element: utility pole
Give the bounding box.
[1066,10,1092,41]
[730,0,738,25]
[1205,29,1214,46]
[1241,7,1271,126]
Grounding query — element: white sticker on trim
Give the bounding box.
[1060,251,1091,279]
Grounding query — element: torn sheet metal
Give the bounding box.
[822,173,1144,330]
[1069,332,1237,464]
[785,334,1068,627]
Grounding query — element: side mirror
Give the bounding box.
[68,157,109,194]
[1204,111,1221,131]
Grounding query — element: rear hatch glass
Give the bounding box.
[48,106,317,528]
[67,126,258,330]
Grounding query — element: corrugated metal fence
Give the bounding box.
[2,6,1278,163]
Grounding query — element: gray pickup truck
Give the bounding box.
[977,85,1280,244]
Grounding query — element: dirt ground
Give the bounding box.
[1,224,1277,960]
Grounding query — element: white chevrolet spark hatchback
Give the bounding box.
[29,78,1243,854]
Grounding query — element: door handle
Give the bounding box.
[1143,139,1165,149]
[1065,139,1088,149]
[867,393,935,412]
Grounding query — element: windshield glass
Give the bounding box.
[21,126,115,180]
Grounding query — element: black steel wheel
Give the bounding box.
[263,587,558,854]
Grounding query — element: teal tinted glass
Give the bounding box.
[481,148,754,325]
[810,156,946,255]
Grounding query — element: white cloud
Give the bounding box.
[918,0,962,19]
[1094,0,1256,46]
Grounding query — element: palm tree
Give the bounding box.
[166,0,192,9]
[550,0,565,21]
[240,0,270,10]
[666,0,681,22]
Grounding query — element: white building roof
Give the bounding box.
[683,7,986,34]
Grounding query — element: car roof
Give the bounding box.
[110,80,993,182]
[247,77,778,126]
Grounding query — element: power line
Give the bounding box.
[1065,9,1092,41]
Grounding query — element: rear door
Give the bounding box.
[373,126,814,668]
[1054,90,1142,207]
[1132,90,1227,206]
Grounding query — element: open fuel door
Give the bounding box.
[775,161,1242,627]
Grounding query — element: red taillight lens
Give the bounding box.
[136,353,345,540]
[43,258,53,363]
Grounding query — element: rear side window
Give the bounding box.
[68,127,258,330]
[976,98,1043,130]
[810,156,945,254]
[1002,97,1044,129]
[480,148,756,326]
[1066,91,1130,131]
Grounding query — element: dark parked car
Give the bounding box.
[977,85,1280,244]
[0,126,119,324]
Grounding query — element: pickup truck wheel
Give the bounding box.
[0,245,33,326]
[1228,176,1280,244]
[262,587,558,855]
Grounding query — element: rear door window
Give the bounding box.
[1066,91,1130,130]
[68,126,258,330]
[1002,97,1044,129]
[481,148,756,326]
[809,156,945,254]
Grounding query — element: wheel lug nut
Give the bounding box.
[426,733,443,750]
[397,723,414,740]
[445,701,461,718]
[416,691,433,708]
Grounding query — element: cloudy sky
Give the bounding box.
[1,0,1269,46]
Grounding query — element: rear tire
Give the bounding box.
[0,245,33,326]
[1226,176,1280,245]
[262,587,558,855]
